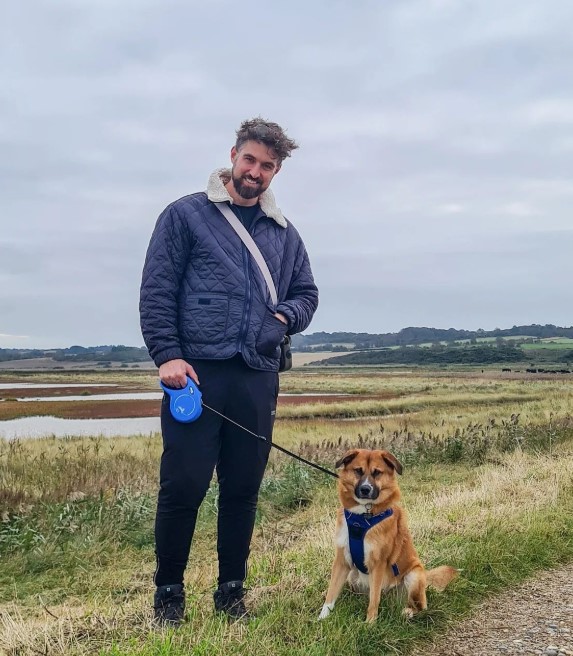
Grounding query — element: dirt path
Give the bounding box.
[427,564,573,656]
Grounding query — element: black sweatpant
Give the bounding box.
[154,355,278,587]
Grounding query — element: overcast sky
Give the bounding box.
[1,0,572,349]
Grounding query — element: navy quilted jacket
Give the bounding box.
[140,169,318,372]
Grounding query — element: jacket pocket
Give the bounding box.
[256,310,288,357]
[181,293,230,344]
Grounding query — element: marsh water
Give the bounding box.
[0,416,161,440]
[0,381,350,440]
[0,383,118,389]
[16,392,163,402]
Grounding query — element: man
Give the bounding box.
[140,118,318,625]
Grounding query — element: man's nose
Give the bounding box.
[248,164,261,178]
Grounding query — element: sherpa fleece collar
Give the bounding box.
[206,168,287,228]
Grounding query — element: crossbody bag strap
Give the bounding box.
[214,202,278,307]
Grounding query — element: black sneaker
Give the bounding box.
[213,580,250,621]
[153,584,185,626]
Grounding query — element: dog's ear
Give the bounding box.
[335,450,359,469]
[381,450,403,475]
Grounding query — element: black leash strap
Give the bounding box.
[202,402,339,480]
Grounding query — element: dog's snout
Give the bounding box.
[355,477,378,500]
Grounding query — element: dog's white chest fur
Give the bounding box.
[320,518,371,618]
[335,519,371,588]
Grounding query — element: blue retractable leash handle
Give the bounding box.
[159,374,339,479]
[160,376,203,423]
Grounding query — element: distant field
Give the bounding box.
[382,340,521,349]
[539,337,573,343]
[292,351,342,366]
[476,335,533,342]
[522,339,573,350]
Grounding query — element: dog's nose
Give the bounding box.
[359,484,373,497]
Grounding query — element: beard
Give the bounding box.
[231,172,266,200]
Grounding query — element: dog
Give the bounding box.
[319,448,458,622]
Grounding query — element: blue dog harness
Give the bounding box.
[344,508,400,576]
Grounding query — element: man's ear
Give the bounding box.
[335,450,359,470]
[230,145,238,163]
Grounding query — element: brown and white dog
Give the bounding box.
[319,449,458,622]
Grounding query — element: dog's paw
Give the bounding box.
[402,607,415,620]
[319,603,334,619]
[365,607,379,623]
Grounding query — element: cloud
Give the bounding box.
[436,203,465,214]
[521,99,573,126]
[497,202,540,217]
[2,0,573,347]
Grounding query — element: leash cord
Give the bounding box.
[202,402,339,479]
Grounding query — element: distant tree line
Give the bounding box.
[52,345,152,363]
[317,343,527,366]
[0,345,151,363]
[291,324,573,351]
[2,323,573,364]
[0,349,48,362]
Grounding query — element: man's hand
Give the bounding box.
[159,359,199,388]
[274,312,288,325]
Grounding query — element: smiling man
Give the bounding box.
[140,118,318,625]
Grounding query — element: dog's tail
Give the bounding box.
[425,565,459,591]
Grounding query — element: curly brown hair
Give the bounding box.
[235,117,299,162]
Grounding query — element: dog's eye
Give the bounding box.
[371,469,381,478]
[353,467,364,476]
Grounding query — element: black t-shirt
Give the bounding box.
[229,202,260,233]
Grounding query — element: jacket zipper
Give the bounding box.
[237,210,265,352]
[237,212,262,350]
[237,242,251,351]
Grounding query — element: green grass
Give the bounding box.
[1,370,573,655]
[20,449,568,656]
[522,341,573,350]
[538,337,573,344]
[3,449,571,656]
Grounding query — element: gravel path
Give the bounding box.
[427,564,573,656]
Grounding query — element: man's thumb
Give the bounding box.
[186,363,200,385]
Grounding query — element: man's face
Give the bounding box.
[230,140,281,200]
